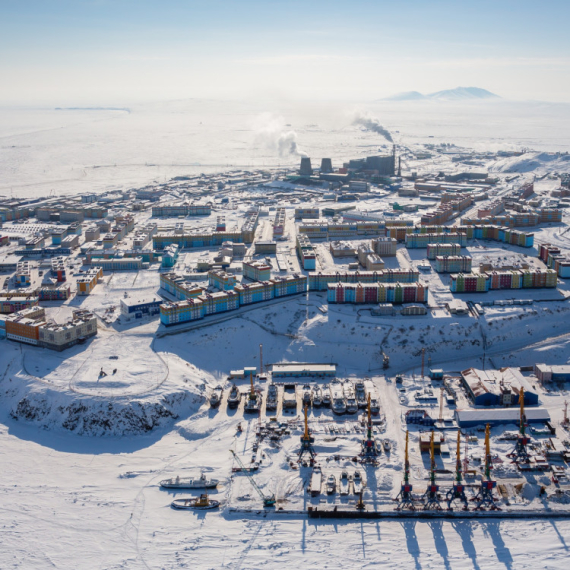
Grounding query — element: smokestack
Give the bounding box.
[320,158,333,173]
[300,157,313,176]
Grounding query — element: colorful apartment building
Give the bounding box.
[160,272,203,300]
[151,203,211,217]
[450,269,557,292]
[208,269,237,291]
[0,295,39,314]
[243,260,271,282]
[161,244,179,268]
[308,269,419,291]
[95,257,143,271]
[296,234,316,270]
[328,282,428,304]
[76,267,103,296]
[37,310,98,351]
[434,256,472,273]
[294,208,319,220]
[38,285,71,301]
[426,243,462,259]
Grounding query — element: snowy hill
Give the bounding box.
[383,86,500,101]
[491,151,570,174]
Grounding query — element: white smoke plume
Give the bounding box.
[352,112,393,143]
[253,113,307,158]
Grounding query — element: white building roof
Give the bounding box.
[120,296,161,309]
[455,408,550,424]
[272,363,336,373]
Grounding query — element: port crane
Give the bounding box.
[446,430,468,510]
[230,450,276,507]
[298,405,316,463]
[395,430,415,510]
[474,424,498,510]
[508,387,530,463]
[421,430,441,510]
[361,394,380,462]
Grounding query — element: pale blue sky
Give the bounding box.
[1,0,569,103]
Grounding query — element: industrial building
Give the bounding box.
[534,364,570,383]
[271,363,336,378]
[299,157,313,176]
[460,368,539,407]
[120,296,162,318]
[455,408,550,428]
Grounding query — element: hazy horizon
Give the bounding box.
[2,0,570,105]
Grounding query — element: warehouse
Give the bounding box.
[460,367,539,407]
[534,364,570,383]
[271,363,336,378]
[455,407,550,428]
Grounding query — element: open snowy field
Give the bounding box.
[2,99,570,200]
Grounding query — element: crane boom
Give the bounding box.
[230,450,275,507]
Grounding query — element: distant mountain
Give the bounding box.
[427,87,500,100]
[383,87,500,101]
[385,90,426,101]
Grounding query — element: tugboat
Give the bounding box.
[171,493,220,510]
[339,470,350,495]
[244,371,260,414]
[326,474,336,495]
[383,439,391,453]
[160,472,219,489]
[266,383,278,411]
[322,385,331,408]
[313,386,323,408]
[353,470,363,494]
[302,384,312,406]
[355,381,367,409]
[209,385,223,408]
[244,392,260,413]
[227,384,241,409]
[344,381,358,414]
